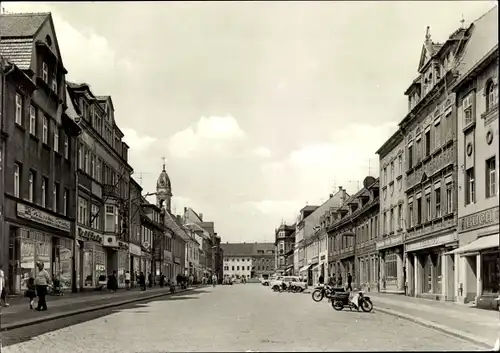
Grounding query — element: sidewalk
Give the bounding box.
[366,292,499,349]
[0,285,204,331]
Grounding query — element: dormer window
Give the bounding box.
[42,62,48,83]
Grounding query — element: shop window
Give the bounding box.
[482,252,500,294]
[486,157,496,198]
[466,167,475,205]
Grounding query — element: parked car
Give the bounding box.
[269,276,284,288]
[261,277,273,286]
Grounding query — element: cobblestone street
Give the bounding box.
[1,284,485,352]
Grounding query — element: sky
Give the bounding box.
[3,1,496,243]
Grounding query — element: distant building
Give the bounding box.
[274,223,295,275]
[221,242,275,279]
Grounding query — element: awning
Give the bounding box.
[445,234,499,255]
[311,263,321,272]
[299,264,311,273]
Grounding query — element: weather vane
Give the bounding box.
[161,156,166,170]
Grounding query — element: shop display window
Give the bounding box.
[482,252,500,294]
[83,248,94,287]
[55,238,73,289]
[19,230,51,291]
[94,248,106,286]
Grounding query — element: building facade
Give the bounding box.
[294,206,318,277]
[0,13,81,293]
[298,187,348,286]
[67,82,132,290]
[376,131,407,294]
[221,242,275,279]
[184,227,200,279]
[450,7,498,309]
[327,177,380,291]
[400,25,472,301]
[128,177,142,285]
[274,222,295,274]
[140,203,166,282]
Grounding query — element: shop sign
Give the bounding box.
[376,235,403,250]
[17,203,70,232]
[77,226,103,243]
[458,206,499,233]
[129,243,141,256]
[174,256,180,264]
[118,241,129,252]
[406,232,458,252]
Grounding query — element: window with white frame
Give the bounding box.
[390,162,394,181]
[486,81,498,111]
[105,204,115,232]
[78,197,89,225]
[84,149,89,174]
[42,62,48,83]
[434,120,441,149]
[78,144,83,169]
[91,204,100,230]
[91,154,95,179]
[41,178,47,207]
[51,74,57,93]
[435,186,441,217]
[398,204,402,229]
[15,93,22,125]
[408,201,414,227]
[115,206,119,232]
[384,167,387,184]
[425,193,431,221]
[53,183,58,212]
[13,163,20,197]
[64,135,69,159]
[42,116,48,143]
[466,167,475,205]
[63,189,68,216]
[463,93,473,126]
[446,183,453,214]
[54,127,59,152]
[398,154,402,175]
[28,171,34,202]
[96,159,101,182]
[29,105,36,135]
[486,157,496,198]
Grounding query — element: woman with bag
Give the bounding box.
[34,262,51,311]
[25,277,37,310]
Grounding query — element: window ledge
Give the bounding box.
[29,134,39,143]
[389,181,394,187]
[463,121,476,134]
[15,123,26,132]
[42,142,51,151]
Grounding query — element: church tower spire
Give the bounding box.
[156,156,172,212]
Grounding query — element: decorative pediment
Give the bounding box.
[421,172,428,183]
[418,44,431,72]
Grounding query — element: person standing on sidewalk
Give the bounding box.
[34,262,51,311]
[25,277,37,309]
[0,264,9,307]
[125,271,131,290]
[139,272,146,291]
[346,273,353,291]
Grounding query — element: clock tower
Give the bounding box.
[156,157,172,212]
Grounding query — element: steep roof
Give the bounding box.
[221,242,275,256]
[0,13,51,71]
[456,6,498,77]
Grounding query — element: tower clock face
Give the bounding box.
[159,179,166,187]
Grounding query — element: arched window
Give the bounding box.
[486,80,497,111]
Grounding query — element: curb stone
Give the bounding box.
[375,307,492,349]
[0,286,206,332]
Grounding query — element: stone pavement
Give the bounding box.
[1,283,484,352]
[0,285,200,330]
[364,292,499,348]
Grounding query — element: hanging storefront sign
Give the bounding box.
[17,203,71,232]
[129,243,141,256]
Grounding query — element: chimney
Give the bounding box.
[338,186,343,191]
[329,193,334,198]
[184,207,187,213]
[199,213,203,221]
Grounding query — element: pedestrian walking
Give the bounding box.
[0,264,9,307]
[212,274,217,287]
[125,271,131,290]
[347,272,353,291]
[34,261,51,311]
[139,272,146,291]
[148,272,153,288]
[25,277,37,309]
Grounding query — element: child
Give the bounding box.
[26,277,37,309]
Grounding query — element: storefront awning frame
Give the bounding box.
[299,264,311,273]
[445,234,499,256]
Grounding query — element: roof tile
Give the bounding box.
[0,13,49,37]
[0,38,33,70]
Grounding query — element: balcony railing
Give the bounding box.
[103,184,120,198]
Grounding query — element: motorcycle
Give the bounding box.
[331,291,373,312]
[312,285,344,302]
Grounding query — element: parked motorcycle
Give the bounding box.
[331,291,373,312]
[312,285,344,302]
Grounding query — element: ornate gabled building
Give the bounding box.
[274,222,295,275]
[327,177,380,291]
[400,22,474,301]
[0,12,81,293]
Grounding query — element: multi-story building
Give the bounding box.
[0,13,81,293]
[449,7,498,309]
[128,177,142,285]
[140,201,166,282]
[184,226,200,279]
[294,206,318,277]
[214,234,224,283]
[274,222,295,274]
[221,242,275,279]
[67,82,132,290]
[327,177,380,291]
[400,24,474,301]
[298,187,348,286]
[376,130,407,294]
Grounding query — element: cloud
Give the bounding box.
[167,115,246,159]
[122,128,157,152]
[252,146,272,158]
